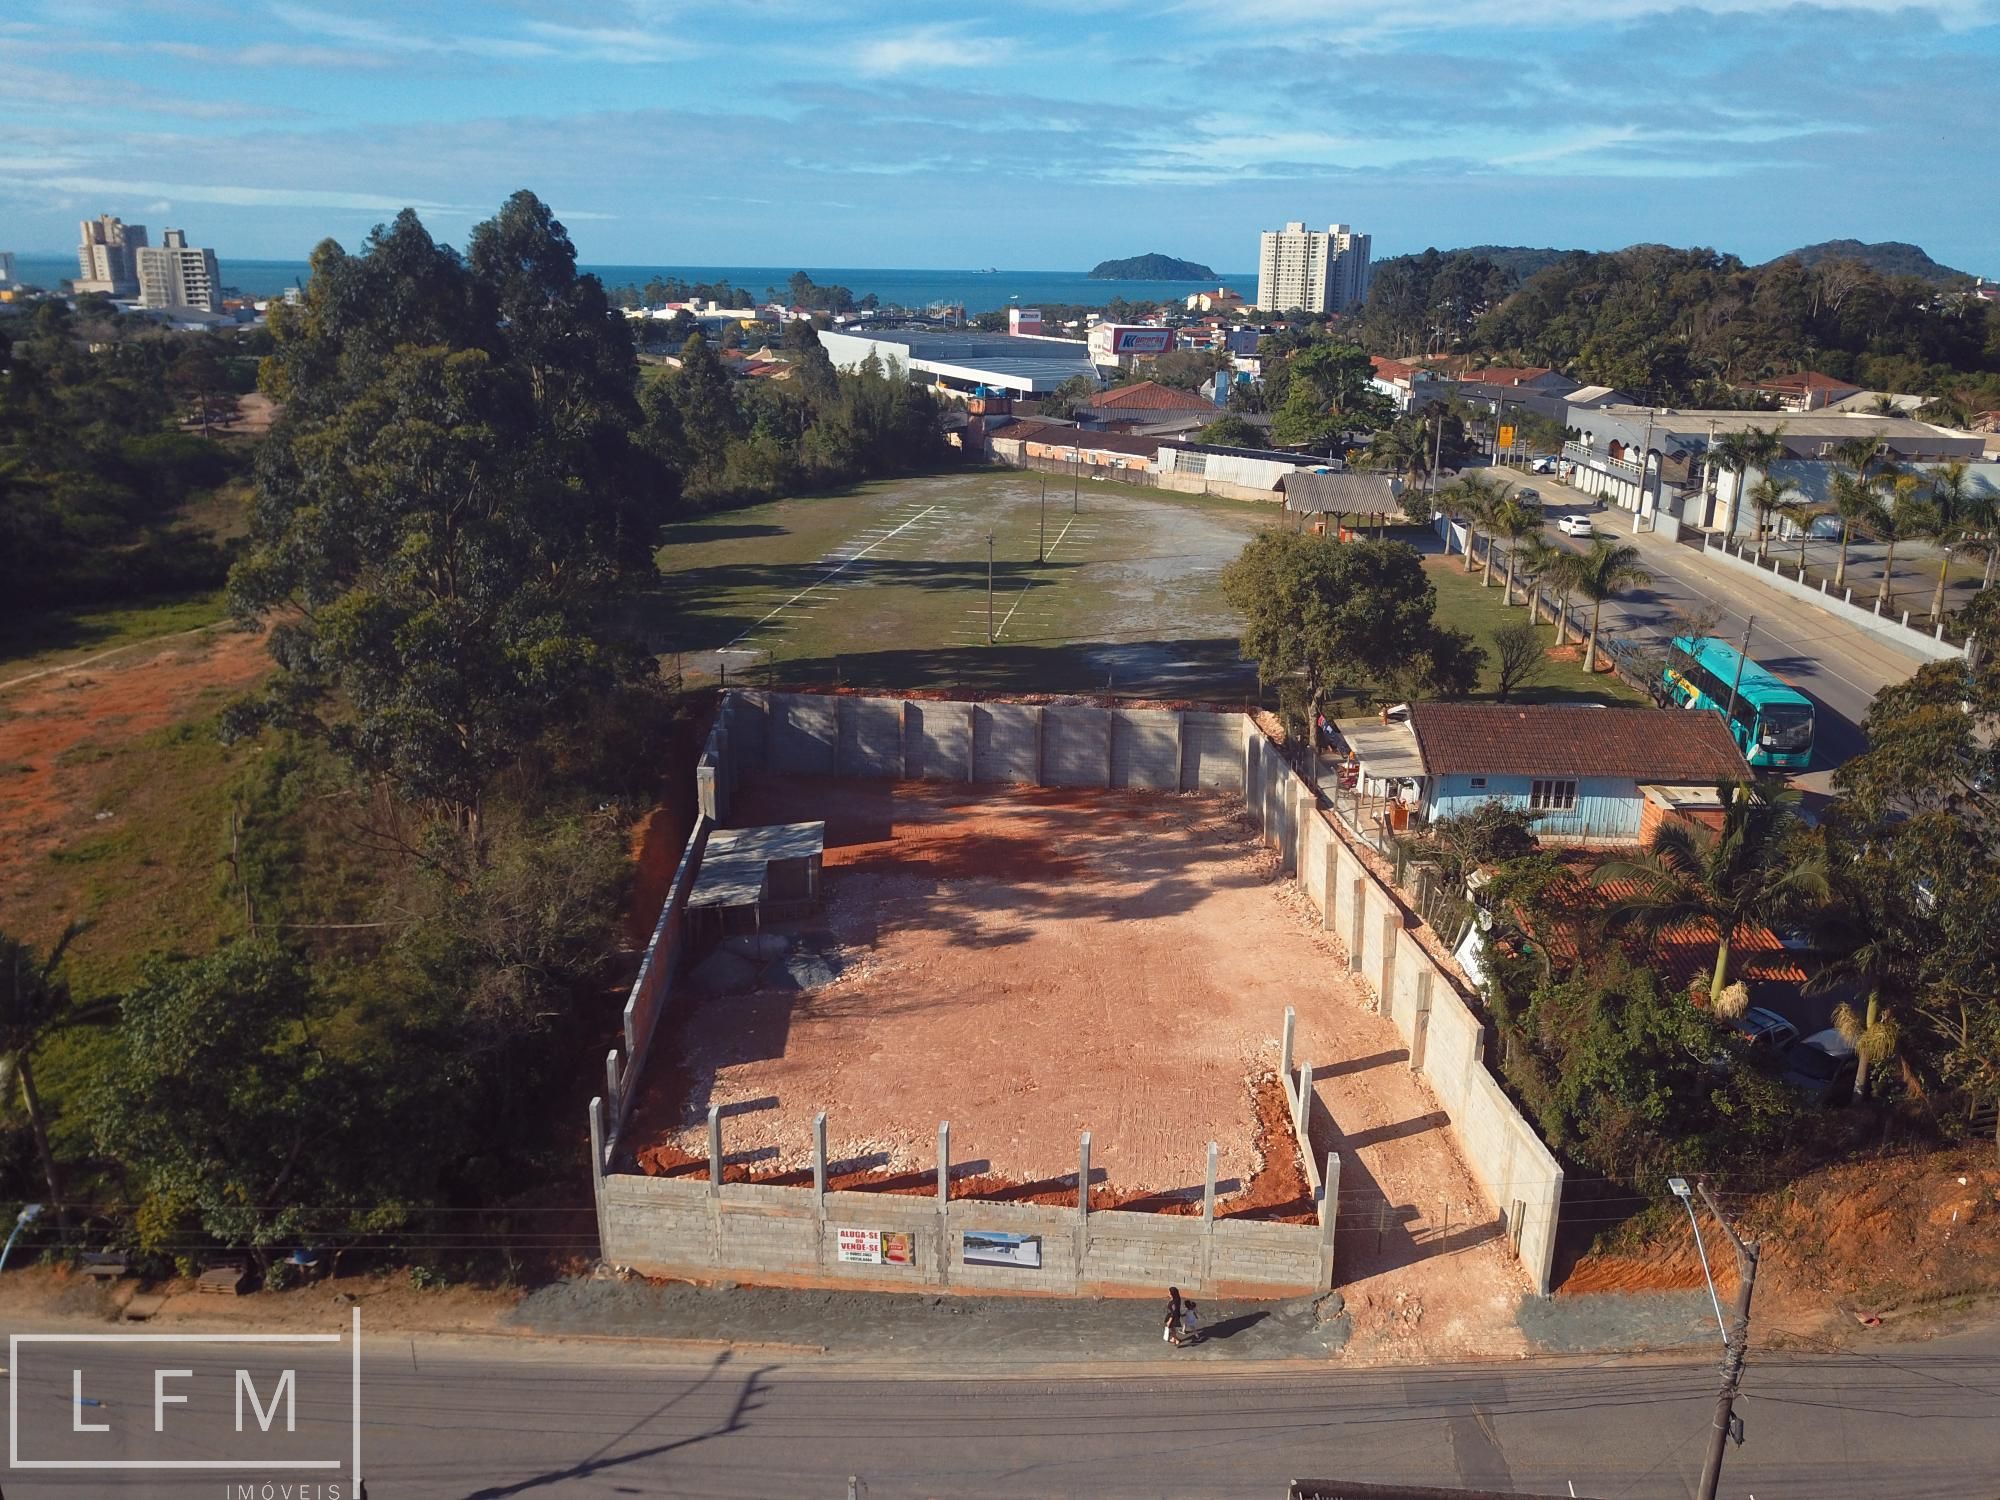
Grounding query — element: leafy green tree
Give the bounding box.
[1570,537,1653,674]
[1598,782,1826,1002]
[229,194,672,856]
[1038,374,1099,422]
[1269,343,1390,449]
[83,942,419,1263]
[1,924,107,1223]
[1222,533,1473,752]
[1193,412,1260,447]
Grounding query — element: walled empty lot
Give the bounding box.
[628,772,1524,1324]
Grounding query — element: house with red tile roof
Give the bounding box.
[1082,379,1218,436]
[1403,702,1751,842]
[1736,370,1863,412]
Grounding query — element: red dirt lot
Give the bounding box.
[0,628,269,904]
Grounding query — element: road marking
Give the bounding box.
[724,505,942,647]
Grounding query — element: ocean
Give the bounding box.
[6,255,1256,315]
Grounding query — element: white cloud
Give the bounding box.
[1,173,469,214]
[854,24,1007,75]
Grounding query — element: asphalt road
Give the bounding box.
[7,1321,1999,1499]
[1513,477,1941,791]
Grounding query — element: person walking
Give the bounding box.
[1179,1299,1201,1346]
[1163,1286,1184,1348]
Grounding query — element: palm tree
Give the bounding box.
[1709,422,1787,545]
[1442,471,1511,578]
[1826,467,1883,592]
[1873,473,1939,612]
[1598,782,1826,1003]
[1572,538,1653,675]
[1489,497,1545,607]
[1810,857,1923,1103]
[1776,492,1822,570]
[1744,473,1798,563]
[1516,533,1564,625]
[1,923,98,1224]
[1925,460,1975,622]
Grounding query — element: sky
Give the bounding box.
[2,0,1997,273]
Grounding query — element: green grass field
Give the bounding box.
[0,591,231,682]
[1422,557,1647,705]
[644,469,1275,699]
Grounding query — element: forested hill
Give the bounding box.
[1769,240,1974,285]
[1470,244,2000,408]
[1089,252,1217,280]
[1376,245,1574,283]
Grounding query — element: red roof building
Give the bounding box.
[1087,379,1218,414]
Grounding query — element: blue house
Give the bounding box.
[1405,703,1751,842]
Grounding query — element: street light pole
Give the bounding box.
[0,1203,44,1276]
[1694,1181,1759,1500]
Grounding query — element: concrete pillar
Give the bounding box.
[1281,1006,1296,1081]
[604,1049,622,1127]
[1105,709,1116,789]
[1035,705,1046,786]
[1319,1151,1339,1289]
[1203,1141,1219,1224]
[900,700,914,779]
[937,1121,951,1210]
[1379,911,1399,1009]
[707,1104,723,1193]
[965,705,977,782]
[1293,782,1313,877]
[813,1111,828,1210]
[1349,878,1366,972]
[1410,971,1434,1073]
[1244,734,1262,820]
[1174,711,1187,791]
[1077,1132,1091,1224]
[588,1095,606,1183]
[1322,837,1339,932]
[1294,1060,1311,1136]
[1901,609,1911,630]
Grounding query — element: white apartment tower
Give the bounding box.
[1256,221,1372,314]
[137,228,222,313]
[76,214,149,297]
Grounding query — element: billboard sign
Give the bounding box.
[1497,424,1516,451]
[963,1231,1042,1269]
[836,1228,915,1265]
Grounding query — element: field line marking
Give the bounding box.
[724,505,940,647]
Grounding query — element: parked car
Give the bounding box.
[1529,456,1557,473]
[1556,513,1595,538]
[1780,1027,1859,1105]
[1730,1006,1801,1054]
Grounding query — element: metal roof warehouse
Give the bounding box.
[818,329,1097,396]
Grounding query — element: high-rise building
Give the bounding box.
[77,215,149,297]
[137,228,222,313]
[1255,222,1372,314]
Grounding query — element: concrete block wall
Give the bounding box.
[1110,709,1180,791]
[973,703,1040,783]
[1182,712,1247,794]
[1040,705,1111,786]
[1241,723,1565,1295]
[771,694,839,774]
[907,700,971,781]
[595,1167,1328,1295]
[839,696,905,777]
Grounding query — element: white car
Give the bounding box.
[1556,513,1595,538]
[1529,456,1557,474]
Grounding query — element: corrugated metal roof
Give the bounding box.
[1282,471,1404,511]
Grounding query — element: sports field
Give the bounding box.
[647,470,1273,698]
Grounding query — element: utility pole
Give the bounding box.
[985,532,995,644]
[1039,476,1047,563]
[1635,411,1657,533]
[1721,615,1754,732]
[1695,1181,1759,1500]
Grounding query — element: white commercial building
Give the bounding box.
[136,228,222,313]
[77,214,148,297]
[1256,222,1371,314]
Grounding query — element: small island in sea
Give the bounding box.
[1088,252,1218,280]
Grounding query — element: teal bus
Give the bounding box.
[1662,635,1815,769]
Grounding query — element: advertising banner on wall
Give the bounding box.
[963,1231,1042,1269]
[837,1229,916,1265]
